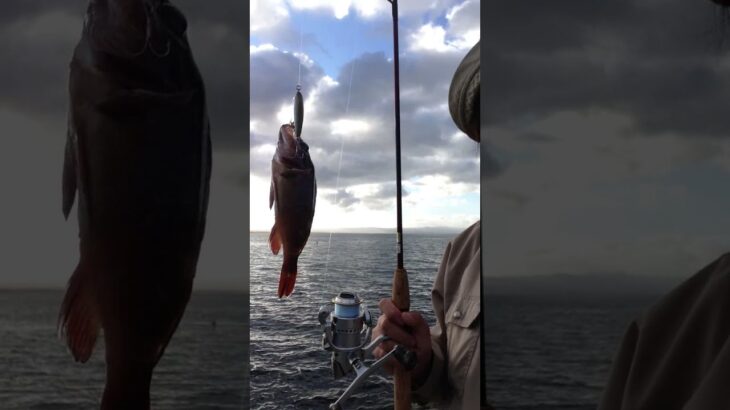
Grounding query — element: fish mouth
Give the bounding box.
[278,124,299,154]
[279,124,297,143]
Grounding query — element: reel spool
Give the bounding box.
[318,291,373,377]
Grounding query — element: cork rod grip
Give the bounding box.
[392,267,410,410]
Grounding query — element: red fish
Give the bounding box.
[269,123,316,298]
[60,1,210,408]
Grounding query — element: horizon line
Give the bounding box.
[0,286,250,293]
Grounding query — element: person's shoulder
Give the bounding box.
[450,220,480,250]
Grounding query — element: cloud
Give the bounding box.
[289,0,356,20]
[251,43,279,53]
[408,0,479,53]
[324,188,360,208]
[486,107,730,277]
[0,1,249,289]
[409,23,457,53]
[487,0,730,140]
[250,0,480,230]
[250,48,480,194]
[0,8,82,122]
[484,1,730,278]
[249,46,325,122]
[251,0,290,32]
[284,0,462,21]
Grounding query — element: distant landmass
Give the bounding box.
[251,227,464,235]
[485,272,688,297]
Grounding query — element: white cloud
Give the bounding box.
[352,0,390,18]
[287,0,391,20]
[275,103,294,124]
[250,43,279,54]
[331,118,373,137]
[408,22,478,53]
[293,51,316,68]
[250,174,275,232]
[250,0,290,32]
[408,0,479,53]
[405,174,479,201]
[289,0,353,19]
[409,23,453,53]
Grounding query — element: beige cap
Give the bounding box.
[448,41,480,142]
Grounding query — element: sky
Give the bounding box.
[484,0,730,279]
[249,0,481,233]
[0,1,248,289]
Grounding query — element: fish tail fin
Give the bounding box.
[269,224,281,255]
[58,262,99,363]
[278,255,298,298]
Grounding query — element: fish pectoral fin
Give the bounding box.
[62,122,77,220]
[58,262,100,363]
[269,224,282,255]
[269,179,275,209]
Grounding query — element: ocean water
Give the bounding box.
[485,294,659,410]
[249,231,453,410]
[0,290,249,409]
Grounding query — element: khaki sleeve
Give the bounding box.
[413,241,452,404]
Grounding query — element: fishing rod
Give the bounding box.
[386,1,412,408]
[317,2,414,408]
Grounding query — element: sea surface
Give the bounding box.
[249,231,452,410]
[485,293,661,410]
[2,236,663,410]
[0,290,248,409]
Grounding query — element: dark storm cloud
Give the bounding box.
[249,47,324,120]
[486,188,531,209]
[250,47,480,204]
[0,5,83,120]
[516,132,558,144]
[324,188,360,209]
[487,0,730,140]
[485,0,730,279]
[481,148,503,179]
[0,0,248,147]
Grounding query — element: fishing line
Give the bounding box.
[323,29,358,290]
[297,23,303,89]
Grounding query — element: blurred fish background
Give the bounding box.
[484,0,730,408]
[0,1,249,408]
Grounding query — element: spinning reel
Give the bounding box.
[318,292,416,410]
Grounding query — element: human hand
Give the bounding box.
[372,298,433,387]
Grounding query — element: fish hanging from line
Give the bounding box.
[269,118,316,298]
[59,0,211,408]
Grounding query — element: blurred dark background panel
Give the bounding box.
[484,1,730,408]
